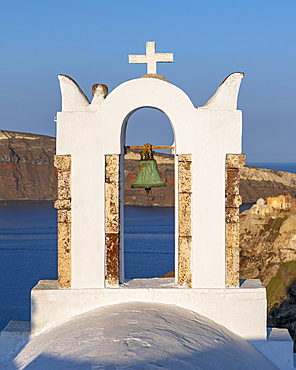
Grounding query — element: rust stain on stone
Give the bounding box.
[105,155,120,286]
[105,233,119,286]
[225,168,240,196]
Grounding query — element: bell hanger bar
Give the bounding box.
[125,145,172,150]
[124,143,174,156]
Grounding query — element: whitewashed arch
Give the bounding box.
[57,73,243,289]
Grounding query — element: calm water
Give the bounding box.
[0,163,294,331]
[124,206,174,279]
[0,203,174,332]
[0,201,57,332]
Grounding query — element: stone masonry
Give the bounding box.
[178,154,192,287]
[225,153,245,287]
[54,155,72,288]
[105,155,120,286]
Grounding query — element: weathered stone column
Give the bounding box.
[105,155,120,286]
[54,155,71,288]
[178,154,192,287]
[225,154,245,287]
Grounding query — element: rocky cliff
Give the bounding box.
[240,206,296,349]
[1,130,296,205]
[240,207,296,290]
[124,152,296,206]
[240,166,296,203]
[0,130,57,200]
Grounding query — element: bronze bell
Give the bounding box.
[131,143,166,196]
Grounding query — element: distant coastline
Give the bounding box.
[0,200,54,207]
[1,130,296,205]
[246,162,296,174]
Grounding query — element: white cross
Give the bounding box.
[129,42,173,75]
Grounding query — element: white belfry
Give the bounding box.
[129,41,173,74]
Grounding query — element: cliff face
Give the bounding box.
[0,130,57,201]
[124,153,296,206]
[240,166,296,203]
[1,131,296,205]
[240,207,296,349]
[240,207,296,290]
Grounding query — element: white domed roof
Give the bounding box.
[3,302,277,369]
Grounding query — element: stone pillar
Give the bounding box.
[105,155,120,286]
[54,155,71,288]
[178,154,192,287]
[225,154,245,287]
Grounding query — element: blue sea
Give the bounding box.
[124,206,174,280]
[0,162,295,333]
[0,203,174,332]
[0,202,57,333]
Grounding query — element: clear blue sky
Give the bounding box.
[1,1,295,162]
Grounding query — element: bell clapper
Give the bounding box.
[146,188,151,196]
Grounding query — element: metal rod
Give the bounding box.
[125,145,172,149]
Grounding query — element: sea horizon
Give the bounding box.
[246,162,296,174]
[0,160,295,332]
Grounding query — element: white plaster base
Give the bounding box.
[0,321,31,365]
[250,328,294,370]
[31,278,267,341]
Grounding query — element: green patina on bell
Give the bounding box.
[131,143,166,196]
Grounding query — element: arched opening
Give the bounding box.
[123,108,175,280]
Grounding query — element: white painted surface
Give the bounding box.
[257,198,266,205]
[201,72,244,110]
[56,75,243,289]
[58,75,89,112]
[31,279,266,341]
[2,302,279,370]
[250,328,294,370]
[129,41,173,75]
[0,321,31,365]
